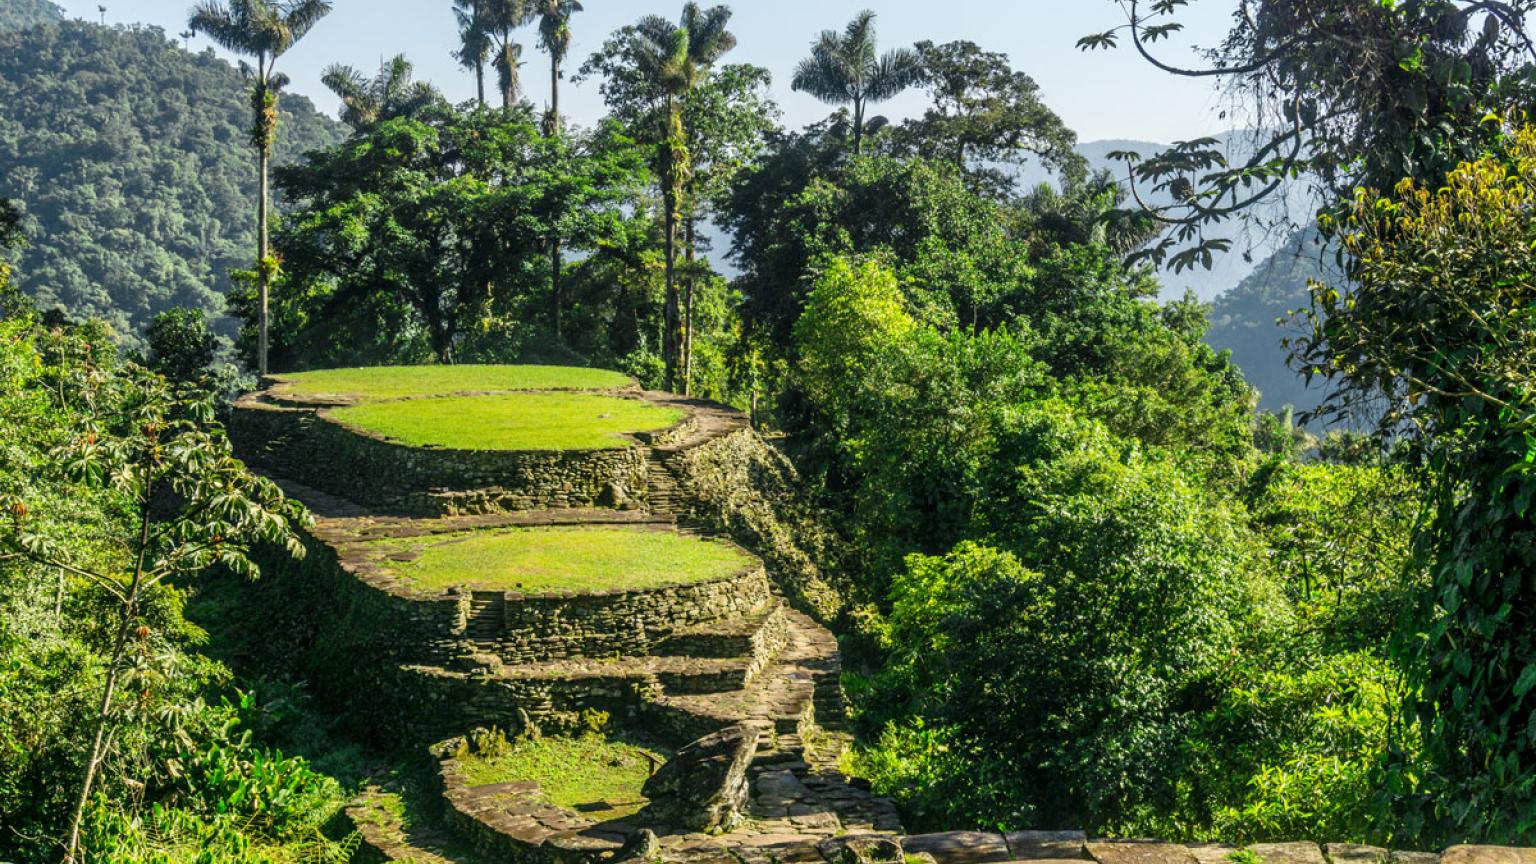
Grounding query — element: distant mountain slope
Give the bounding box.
[1062,136,1336,415]
[0,13,343,340]
[0,0,60,29]
[1205,226,1341,414]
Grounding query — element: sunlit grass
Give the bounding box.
[374,526,754,593]
[329,392,683,451]
[460,733,669,822]
[275,364,633,400]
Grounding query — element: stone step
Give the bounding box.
[656,603,788,661]
[645,607,842,740]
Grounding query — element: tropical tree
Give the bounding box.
[186,0,333,378]
[534,0,583,339]
[581,3,737,393]
[535,0,582,134]
[0,368,308,864]
[484,0,533,108]
[1294,125,1536,840]
[904,40,1085,195]
[321,54,441,130]
[452,0,491,106]
[791,10,921,155]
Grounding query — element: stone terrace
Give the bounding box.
[230,368,903,864]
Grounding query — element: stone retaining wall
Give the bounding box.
[229,397,651,516]
[483,566,772,664]
[385,664,648,744]
[338,556,773,667]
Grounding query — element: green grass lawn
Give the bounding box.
[275,365,633,400]
[328,392,683,451]
[460,734,669,822]
[374,526,753,593]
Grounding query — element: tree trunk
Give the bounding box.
[549,52,560,135]
[61,610,131,864]
[683,216,697,397]
[663,196,679,392]
[63,501,151,864]
[476,59,486,107]
[501,30,516,110]
[853,97,865,155]
[257,142,270,377]
[551,236,563,339]
[662,99,684,393]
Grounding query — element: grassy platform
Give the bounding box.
[374,526,753,593]
[460,734,668,822]
[329,392,684,451]
[276,365,633,401]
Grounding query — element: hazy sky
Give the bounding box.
[56,0,1241,144]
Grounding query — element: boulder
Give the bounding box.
[609,828,660,863]
[642,723,763,832]
[818,835,905,864]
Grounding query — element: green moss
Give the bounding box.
[277,364,633,400]
[329,392,684,451]
[373,526,754,593]
[460,734,668,821]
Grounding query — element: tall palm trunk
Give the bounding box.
[251,60,275,378]
[549,50,561,134]
[475,59,486,106]
[853,95,865,155]
[661,98,686,393]
[683,215,696,396]
[551,237,562,338]
[663,198,680,392]
[548,50,563,339]
[257,142,270,376]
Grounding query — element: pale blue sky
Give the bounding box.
[58,0,1239,144]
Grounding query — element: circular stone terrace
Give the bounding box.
[229,365,736,516]
[347,522,760,599]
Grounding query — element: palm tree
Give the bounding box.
[188,0,333,378]
[495,38,526,106]
[792,10,921,155]
[452,0,491,106]
[535,0,582,134]
[629,3,736,393]
[483,0,533,108]
[322,55,440,130]
[535,0,581,338]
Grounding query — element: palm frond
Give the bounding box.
[186,1,247,53]
[867,47,922,102]
[278,0,332,46]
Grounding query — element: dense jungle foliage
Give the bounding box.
[4,0,1536,859]
[0,0,58,29]
[0,14,341,341]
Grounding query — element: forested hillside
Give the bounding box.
[0,0,59,29]
[0,11,342,341]
[1206,227,1338,414]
